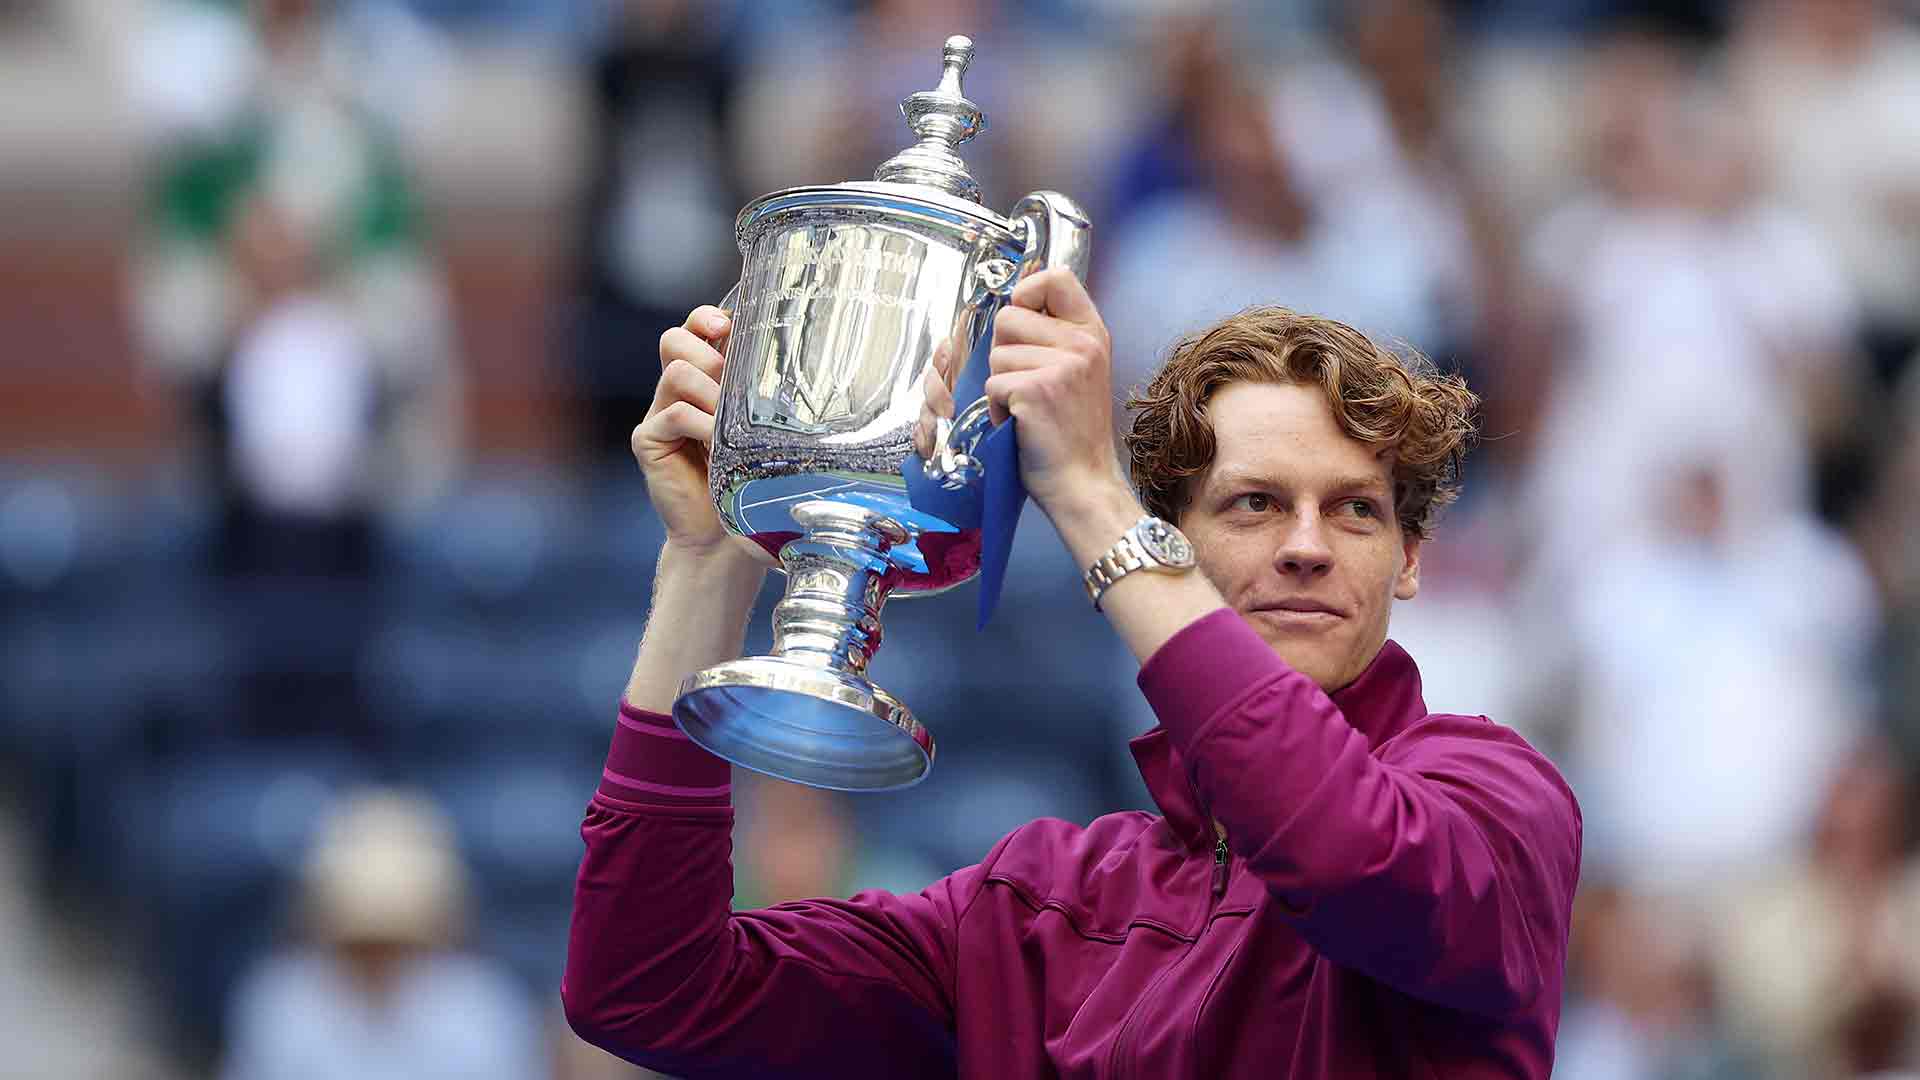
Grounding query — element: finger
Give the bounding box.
[914,364,955,460]
[659,326,726,383]
[991,305,1101,351]
[681,305,731,371]
[930,336,959,383]
[984,369,1038,427]
[684,305,732,345]
[633,399,715,457]
[1009,266,1101,328]
[922,363,955,419]
[987,343,1068,376]
[652,356,721,416]
[912,408,935,459]
[986,388,1009,428]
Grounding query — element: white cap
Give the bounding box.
[300,789,468,948]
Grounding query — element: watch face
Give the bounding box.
[1138,518,1195,567]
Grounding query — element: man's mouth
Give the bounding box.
[1250,598,1345,623]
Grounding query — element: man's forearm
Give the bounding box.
[1047,479,1231,666]
[624,542,768,712]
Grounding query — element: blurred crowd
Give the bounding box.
[2,0,1919,1076]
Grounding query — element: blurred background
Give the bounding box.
[1,0,1917,1076]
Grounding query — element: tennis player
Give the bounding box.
[565,268,1581,1077]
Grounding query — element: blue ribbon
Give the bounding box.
[901,328,1026,630]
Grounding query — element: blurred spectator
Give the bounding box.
[1298,0,1488,354]
[220,789,547,1079]
[1093,17,1223,233]
[734,774,856,907]
[1555,882,1761,1080]
[1723,0,1920,523]
[124,0,463,747]
[128,0,462,560]
[1551,452,1874,894]
[1522,26,1861,547]
[732,770,950,908]
[1098,10,1479,392]
[730,0,1013,200]
[1728,0,1920,394]
[1514,22,1879,662]
[566,0,745,458]
[1712,748,1920,1078]
[726,0,1125,236]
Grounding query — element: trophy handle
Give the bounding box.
[927,395,996,491]
[924,192,1092,489]
[1009,190,1092,284]
[709,278,744,482]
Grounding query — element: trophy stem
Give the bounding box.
[672,499,933,792]
[769,501,908,676]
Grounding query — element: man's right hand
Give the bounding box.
[634,305,768,569]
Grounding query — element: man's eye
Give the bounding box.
[1231,493,1270,513]
[1347,499,1376,518]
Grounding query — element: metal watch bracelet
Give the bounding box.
[1084,531,1151,611]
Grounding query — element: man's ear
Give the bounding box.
[1394,533,1422,601]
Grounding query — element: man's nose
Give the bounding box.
[1274,511,1333,579]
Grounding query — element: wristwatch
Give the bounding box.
[1083,516,1197,611]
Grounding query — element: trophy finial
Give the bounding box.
[938,36,974,92]
[874,35,988,202]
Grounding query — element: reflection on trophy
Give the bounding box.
[671,35,1092,792]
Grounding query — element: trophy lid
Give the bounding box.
[873,36,988,204]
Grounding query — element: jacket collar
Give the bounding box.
[1129,639,1429,848]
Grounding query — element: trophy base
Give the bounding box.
[674,657,934,792]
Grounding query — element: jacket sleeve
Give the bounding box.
[562,703,994,1078]
[1137,611,1582,1019]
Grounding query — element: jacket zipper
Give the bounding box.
[1211,834,1231,897]
[1196,777,1231,900]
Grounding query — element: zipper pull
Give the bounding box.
[1211,835,1230,897]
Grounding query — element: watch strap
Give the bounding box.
[1084,529,1152,611]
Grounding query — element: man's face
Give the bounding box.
[1176,381,1420,691]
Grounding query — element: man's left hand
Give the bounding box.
[983,267,1134,526]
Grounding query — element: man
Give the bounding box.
[564,269,1582,1077]
[224,791,546,1079]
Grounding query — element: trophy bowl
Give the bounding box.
[671,35,1091,791]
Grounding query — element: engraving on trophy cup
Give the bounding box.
[672,35,1091,791]
[738,226,939,437]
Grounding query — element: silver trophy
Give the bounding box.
[671,35,1091,792]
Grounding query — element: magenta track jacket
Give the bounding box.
[564,608,1582,1077]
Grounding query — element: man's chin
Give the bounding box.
[1236,608,1363,688]
[1253,631,1339,689]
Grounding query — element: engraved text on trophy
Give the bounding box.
[736,224,948,444]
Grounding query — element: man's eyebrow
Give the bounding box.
[1328,475,1393,498]
[1201,470,1391,498]
[1202,469,1274,495]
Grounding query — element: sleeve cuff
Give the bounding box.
[1136,608,1294,745]
[597,702,733,807]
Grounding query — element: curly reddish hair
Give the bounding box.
[1124,307,1478,539]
